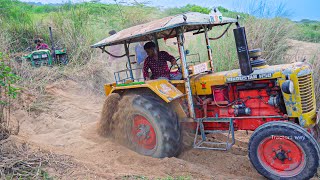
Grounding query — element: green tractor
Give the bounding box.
[23,48,68,67]
[22,27,68,67]
[23,49,53,67]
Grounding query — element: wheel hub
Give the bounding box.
[258,137,305,175]
[276,151,286,161]
[273,146,290,162]
[131,115,156,150]
[136,124,150,139]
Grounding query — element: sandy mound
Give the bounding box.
[286,39,320,62]
[9,79,266,179]
[97,93,121,137]
[3,37,319,179]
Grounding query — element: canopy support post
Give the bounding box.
[176,27,195,119]
[124,41,134,80]
[153,33,159,53]
[204,25,214,72]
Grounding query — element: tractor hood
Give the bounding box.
[31,49,51,54]
[190,62,312,94]
[23,49,51,59]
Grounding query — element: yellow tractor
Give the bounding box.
[92,11,319,179]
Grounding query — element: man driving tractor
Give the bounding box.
[143,41,177,80]
[34,38,49,50]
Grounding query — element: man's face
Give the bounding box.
[37,41,41,46]
[145,47,156,57]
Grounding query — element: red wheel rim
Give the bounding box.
[131,115,156,150]
[257,137,306,177]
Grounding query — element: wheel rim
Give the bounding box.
[131,115,156,150]
[257,137,306,177]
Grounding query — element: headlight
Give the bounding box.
[282,80,294,94]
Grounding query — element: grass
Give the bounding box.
[0,140,74,179]
[309,51,320,108]
[294,20,320,43]
[121,175,191,180]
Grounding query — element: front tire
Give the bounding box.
[249,121,319,180]
[116,94,182,158]
[310,124,320,143]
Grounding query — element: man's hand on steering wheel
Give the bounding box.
[171,59,177,65]
[170,57,181,72]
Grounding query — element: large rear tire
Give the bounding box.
[116,94,182,158]
[310,124,320,143]
[248,121,319,180]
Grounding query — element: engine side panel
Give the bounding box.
[194,80,286,130]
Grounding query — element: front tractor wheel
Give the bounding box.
[249,121,320,180]
[310,124,320,143]
[120,94,182,158]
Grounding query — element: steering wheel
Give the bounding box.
[170,49,190,72]
[170,57,182,72]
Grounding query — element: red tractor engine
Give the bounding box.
[195,80,287,131]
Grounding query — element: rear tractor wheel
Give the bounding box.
[309,124,320,144]
[249,121,320,180]
[117,94,182,158]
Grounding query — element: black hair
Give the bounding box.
[109,30,116,35]
[34,39,40,44]
[144,41,156,50]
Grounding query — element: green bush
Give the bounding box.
[0,0,36,51]
[294,22,320,43]
[164,4,211,15]
[0,52,20,102]
[0,52,20,137]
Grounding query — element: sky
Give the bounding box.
[20,0,320,21]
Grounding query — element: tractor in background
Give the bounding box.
[23,48,68,67]
[22,27,68,67]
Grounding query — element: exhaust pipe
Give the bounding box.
[233,23,253,75]
[49,27,56,63]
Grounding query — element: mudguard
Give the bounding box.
[104,79,184,103]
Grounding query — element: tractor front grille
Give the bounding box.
[298,74,315,113]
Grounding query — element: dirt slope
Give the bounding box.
[12,80,263,179]
[286,39,320,62]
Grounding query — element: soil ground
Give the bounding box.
[286,39,320,62]
[10,80,263,179]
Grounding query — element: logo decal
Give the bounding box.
[159,84,172,93]
[200,82,206,89]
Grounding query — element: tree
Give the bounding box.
[0,52,19,140]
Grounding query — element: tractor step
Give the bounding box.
[193,118,235,151]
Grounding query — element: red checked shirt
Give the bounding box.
[143,51,175,79]
[36,43,49,50]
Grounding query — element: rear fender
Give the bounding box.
[105,79,185,103]
[55,48,67,55]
